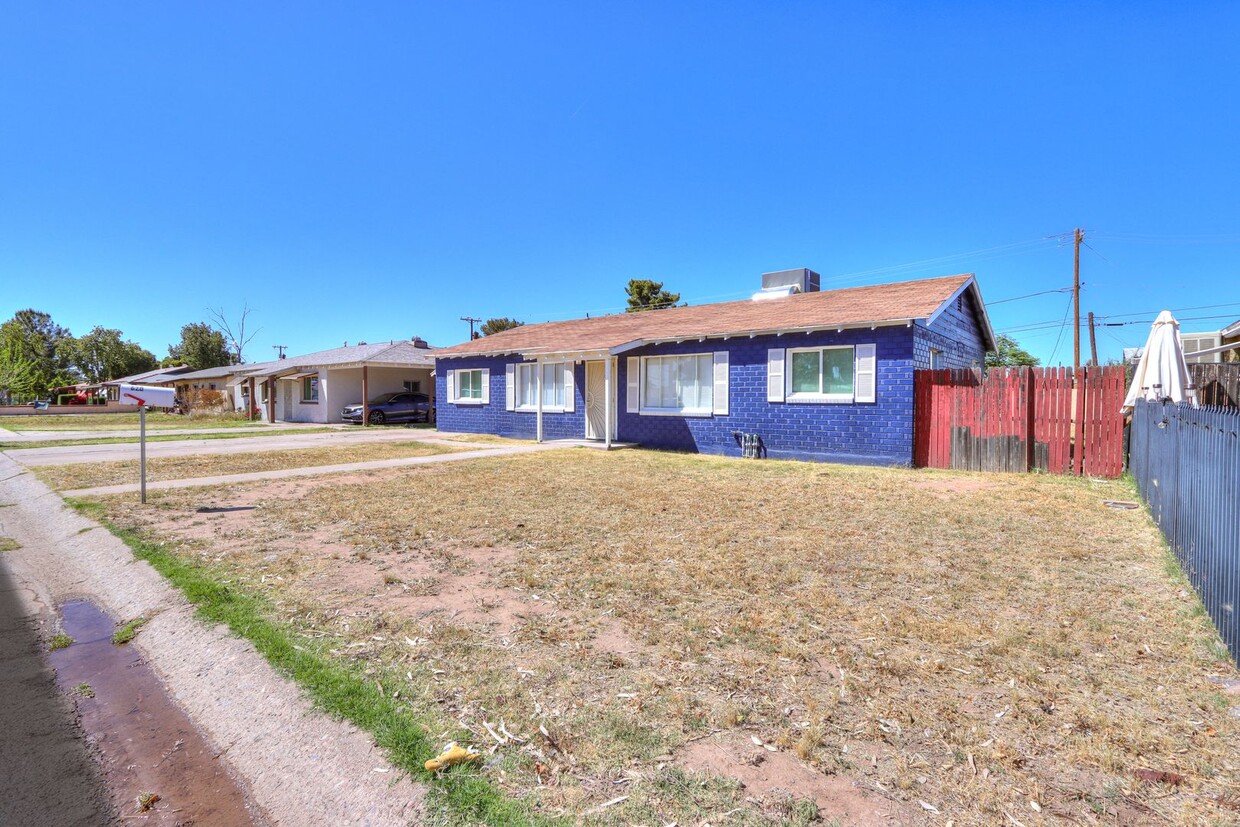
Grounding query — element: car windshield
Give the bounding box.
[369,393,399,404]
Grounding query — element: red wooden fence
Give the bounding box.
[913,365,1126,477]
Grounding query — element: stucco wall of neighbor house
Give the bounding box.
[267,366,433,424]
[616,327,916,464]
[913,288,988,370]
[435,356,587,439]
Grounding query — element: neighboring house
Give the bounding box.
[433,271,994,465]
[228,339,437,424]
[173,365,240,408]
[1182,319,1240,364]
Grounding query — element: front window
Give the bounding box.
[516,362,566,410]
[457,369,484,401]
[787,346,854,401]
[302,376,319,402]
[641,353,713,414]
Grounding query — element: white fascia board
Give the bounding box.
[924,276,997,351]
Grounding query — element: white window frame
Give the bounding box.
[402,380,421,393]
[785,345,856,403]
[515,361,568,412]
[638,352,715,417]
[928,348,942,369]
[452,368,488,405]
[301,376,319,402]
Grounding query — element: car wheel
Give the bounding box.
[368,410,386,425]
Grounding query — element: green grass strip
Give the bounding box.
[67,499,557,827]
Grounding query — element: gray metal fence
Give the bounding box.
[1131,400,1240,660]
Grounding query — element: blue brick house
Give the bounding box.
[434,271,995,465]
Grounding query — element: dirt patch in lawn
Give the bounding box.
[678,731,912,825]
[81,449,1240,825]
[910,474,1000,495]
[34,440,464,490]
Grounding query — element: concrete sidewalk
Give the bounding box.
[62,441,562,497]
[0,454,425,826]
[6,428,491,467]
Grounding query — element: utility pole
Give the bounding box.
[1073,228,1083,374]
[460,316,482,340]
[272,344,287,360]
[1087,312,1098,366]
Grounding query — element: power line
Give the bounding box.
[1096,300,1240,321]
[988,286,1073,305]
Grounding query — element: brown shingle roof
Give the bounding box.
[438,273,988,358]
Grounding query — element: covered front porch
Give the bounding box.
[529,351,618,448]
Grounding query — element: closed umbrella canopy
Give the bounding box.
[1122,310,1197,410]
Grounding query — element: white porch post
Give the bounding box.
[535,362,544,443]
[603,357,612,450]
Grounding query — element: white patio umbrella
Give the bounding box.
[1122,310,1198,410]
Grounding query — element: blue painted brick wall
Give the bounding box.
[437,326,919,465]
[615,327,916,465]
[435,356,586,440]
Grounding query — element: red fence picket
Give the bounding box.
[913,365,1126,477]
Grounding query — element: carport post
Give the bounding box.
[362,366,369,427]
[267,379,275,424]
[248,377,256,420]
[536,363,544,443]
[604,358,612,450]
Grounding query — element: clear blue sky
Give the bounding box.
[2,2,1237,366]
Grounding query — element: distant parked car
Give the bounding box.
[342,392,434,425]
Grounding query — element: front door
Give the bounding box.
[584,360,616,440]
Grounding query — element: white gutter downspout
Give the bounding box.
[536,365,544,443]
[604,357,612,450]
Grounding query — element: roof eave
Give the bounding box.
[924,276,997,351]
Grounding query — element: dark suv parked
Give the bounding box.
[342,392,434,425]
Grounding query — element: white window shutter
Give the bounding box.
[479,369,490,404]
[767,349,785,402]
[626,357,640,413]
[563,363,575,412]
[505,364,516,411]
[446,370,456,403]
[712,352,729,415]
[855,344,876,403]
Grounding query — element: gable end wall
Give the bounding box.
[914,289,987,369]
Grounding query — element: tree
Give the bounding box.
[168,322,232,369]
[0,309,76,396]
[66,327,158,383]
[480,317,525,336]
[624,279,681,312]
[986,334,1040,367]
[0,338,40,401]
[208,303,260,364]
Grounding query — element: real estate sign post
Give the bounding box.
[116,384,177,503]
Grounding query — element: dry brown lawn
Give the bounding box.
[83,449,1240,826]
[37,440,465,490]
